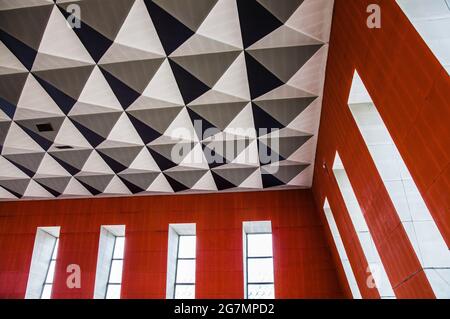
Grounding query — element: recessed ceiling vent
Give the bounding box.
[55,145,73,150]
[36,123,54,132]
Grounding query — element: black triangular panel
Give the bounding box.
[118,176,145,194]
[0,185,21,198]
[187,108,218,140]
[164,173,188,192]
[0,97,17,120]
[3,158,35,178]
[252,103,284,135]
[236,0,283,48]
[0,73,28,110]
[211,171,235,190]
[100,67,140,109]
[0,122,12,149]
[257,140,284,165]
[70,118,105,148]
[57,7,112,62]
[127,113,162,144]
[49,154,80,176]
[169,59,210,105]
[76,178,102,196]
[145,0,194,55]
[261,173,284,188]
[97,151,128,174]
[4,153,45,178]
[244,52,283,99]
[35,181,60,197]
[17,124,53,151]
[0,29,37,70]
[33,74,77,115]
[202,144,229,169]
[148,147,177,171]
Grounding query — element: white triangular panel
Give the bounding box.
[239,168,263,189]
[147,173,174,193]
[142,59,184,105]
[62,176,92,196]
[80,150,114,174]
[114,0,165,57]
[53,118,92,149]
[191,170,217,191]
[33,6,94,71]
[0,156,29,179]
[2,122,45,155]
[0,41,27,75]
[286,0,334,43]
[129,147,160,172]
[103,175,132,195]
[197,0,243,49]
[14,74,64,120]
[287,44,328,96]
[75,66,122,112]
[213,52,250,100]
[35,153,71,177]
[104,112,144,146]
[23,179,53,198]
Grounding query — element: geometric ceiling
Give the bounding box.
[0,0,334,200]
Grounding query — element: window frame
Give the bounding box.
[105,235,125,299]
[40,235,59,299]
[173,234,196,299]
[245,232,275,299]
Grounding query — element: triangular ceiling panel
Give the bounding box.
[0,0,334,200]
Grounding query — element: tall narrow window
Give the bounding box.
[25,226,60,299]
[323,198,362,299]
[93,225,125,299]
[166,224,196,299]
[333,153,396,299]
[348,71,450,298]
[396,0,450,74]
[41,238,59,299]
[243,221,275,299]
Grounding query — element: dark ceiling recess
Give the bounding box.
[36,123,54,132]
[55,145,73,150]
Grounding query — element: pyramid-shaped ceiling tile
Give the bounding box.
[153,0,218,32]
[164,167,209,189]
[0,4,53,50]
[170,51,240,88]
[0,73,28,115]
[236,0,282,48]
[188,102,247,131]
[247,44,323,82]
[0,0,333,199]
[254,97,317,126]
[58,0,135,41]
[99,58,164,94]
[257,0,304,23]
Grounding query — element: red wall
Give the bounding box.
[0,189,345,299]
[313,0,450,299]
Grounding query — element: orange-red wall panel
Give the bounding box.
[313,0,449,298]
[0,189,345,299]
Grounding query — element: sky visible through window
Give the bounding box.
[246,233,274,299]
[174,235,196,299]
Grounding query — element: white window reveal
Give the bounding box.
[323,198,362,299]
[243,221,275,299]
[166,223,196,299]
[25,226,60,299]
[348,71,450,298]
[333,153,396,298]
[93,225,126,299]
